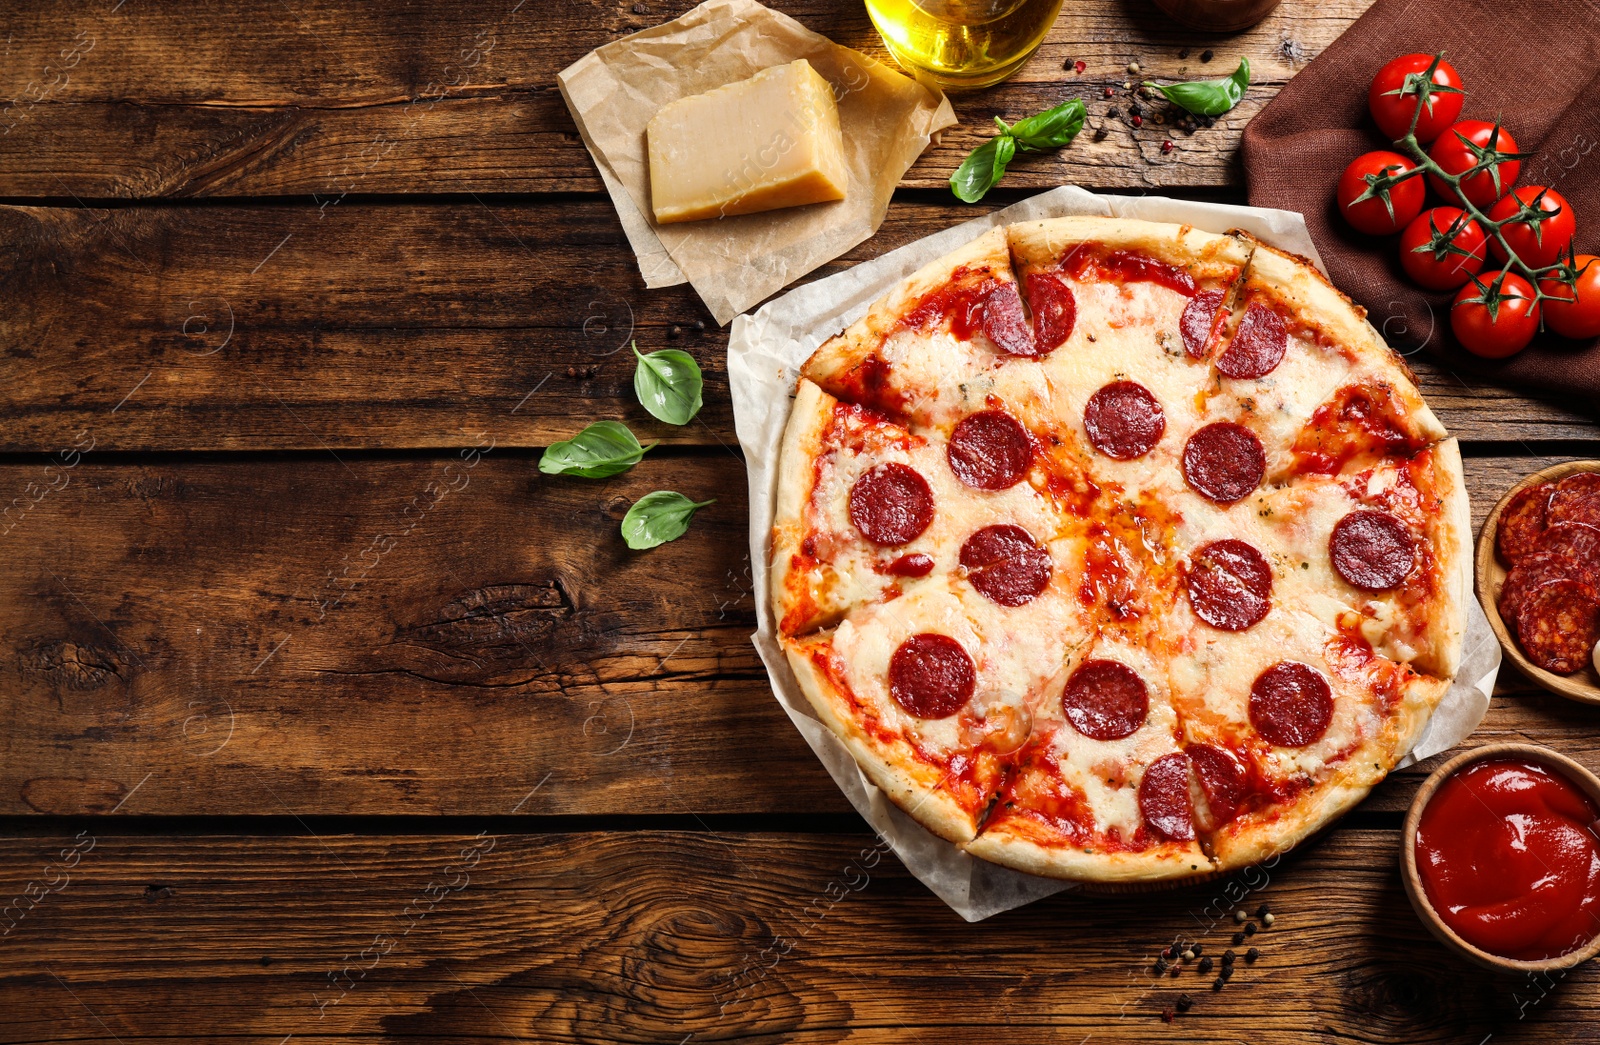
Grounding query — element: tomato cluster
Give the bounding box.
[1337,53,1600,358]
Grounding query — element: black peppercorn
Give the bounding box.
[1222,950,1236,966]
[1246,947,1261,963]
[1200,49,1214,62]
[1197,957,1213,974]
[1212,977,1224,992]
[668,325,681,338]
[1245,922,1258,936]
[1107,107,1120,119]
[1130,102,1143,116]
[1177,993,1193,1012]
[1190,944,1203,957]
[694,319,706,332]
[1232,932,1245,946]
[1256,903,1270,919]
[1178,47,1190,59]
[1220,965,1233,981]
[1154,960,1167,975]
[1170,966,1180,978]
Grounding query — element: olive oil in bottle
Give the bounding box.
[864,0,1065,89]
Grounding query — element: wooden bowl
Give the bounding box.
[1401,743,1600,975]
[1475,459,1600,704]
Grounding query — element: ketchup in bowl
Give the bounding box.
[1415,758,1600,961]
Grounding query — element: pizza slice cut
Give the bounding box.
[964,633,1215,881]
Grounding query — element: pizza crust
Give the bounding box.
[1006,215,1252,283]
[771,378,833,638]
[963,822,1214,883]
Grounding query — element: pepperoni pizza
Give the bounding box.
[771,217,1471,882]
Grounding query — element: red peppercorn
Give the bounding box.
[1103,86,1114,98]
[1132,115,1143,127]
[1161,140,1173,153]
[1074,60,1086,73]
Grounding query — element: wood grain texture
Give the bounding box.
[0,450,1592,817]
[2,198,1592,452]
[0,0,1376,199]
[0,828,1593,1043]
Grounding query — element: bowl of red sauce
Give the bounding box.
[1402,744,1600,973]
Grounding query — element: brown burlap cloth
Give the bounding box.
[1242,0,1600,403]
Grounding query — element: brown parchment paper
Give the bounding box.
[556,0,957,325]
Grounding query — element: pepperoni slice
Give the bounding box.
[1499,552,1588,632]
[1186,539,1272,631]
[882,553,935,578]
[960,524,1051,606]
[1549,473,1600,530]
[1515,578,1600,675]
[1216,302,1288,379]
[1533,521,1600,570]
[1138,752,1196,842]
[1180,289,1226,359]
[888,633,975,719]
[1188,743,1247,825]
[1496,481,1553,564]
[1249,661,1334,748]
[981,282,1034,356]
[1182,422,1265,504]
[849,463,934,546]
[947,410,1033,491]
[1330,510,1417,592]
[1027,271,1077,353]
[1061,659,1148,740]
[1083,381,1166,460]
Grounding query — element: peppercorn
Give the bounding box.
[1092,125,1108,142]
[1177,994,1194,1012]
[1127,61,1141,74]
[1178,47,1190,59]
[1063,58,1075,70]
[1075,60,1086,73]
[1245,922,1258,936]
[1161,140,1173,153]
[1263,913,1275,927]
[1107,107,1120,118]
[1161,1008,1175,1024]
[1129,102,1143,116]
[1246,947,1261,963]
[1197,957,1213,974]
[1131,115,1143,127]
[694,319,705,332]
[1222,950,1236,966]
[1232,932,1245,946]
[1200,49,1214,62]
[1170,966,1180,978]
[1153,960,1167,975]
[1191,944,1203,957]
[668,325,681,338]
[1103,86,1114,98]
[1181,949,1195,962]
[1212,977,1225,992]
[1256,903,1270,919]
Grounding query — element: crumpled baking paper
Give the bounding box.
[557,0,957,324]
[729,185,1501,921]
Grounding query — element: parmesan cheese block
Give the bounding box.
[646,59,849,225]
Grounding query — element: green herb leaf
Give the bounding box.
[1144,58,1250,117]
[538,421,654,478]
[951,133,1017,203]
[621,490,714,550]
[1007,98,1087,150]
[632,342,703,425]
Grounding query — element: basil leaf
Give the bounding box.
[1007,99,1086,150]
[621,490,714,550]
[539,420,654,478]
[632,341,703,426]
[950,133,1016,204]
[1145,58,1250,117]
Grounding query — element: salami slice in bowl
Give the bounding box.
[1515,578,1600,676]
[1548,473,1600,530]
[1499,552,1593,634]
[1496,481,1553,564]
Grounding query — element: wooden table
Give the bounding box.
[3,1,1597,1041]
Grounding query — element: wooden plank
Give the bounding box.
[0,0,1375,199]
[3,199,1592,452]
[3,450,1595,817]
[0,828,1592,1043]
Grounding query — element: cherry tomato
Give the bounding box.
[1486,185,1576,268]
[1451,273,1540,358]
[1540,254,1600,339]
[1398,207,1486,290]
[1427,120,1522,209]
[1368,54,1465,144]
[1337,151,1425,236]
